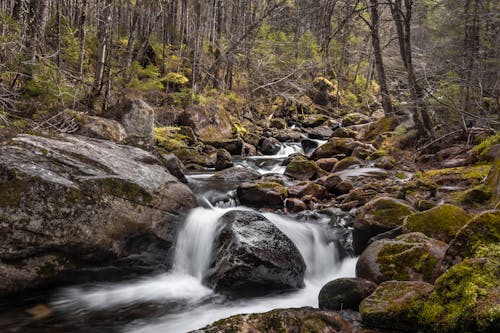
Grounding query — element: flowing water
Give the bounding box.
[5,141,360,333]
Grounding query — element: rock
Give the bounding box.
[300,114,329,128]
[403,204,471,243]
[335,180,355,195]
[284,158,318,180]
[214,149,233,171]
[177,104,233,140]
[342,112,371,127]
[317,174,342,192]
[242,142,257,156]
[332,156,364,172]
[192,307,370,333]
[174,147,216,168]
[486,158,500,205]
[316,158,339,172]
[300,139,319,155]
[311,138,360,160]
[285,198,308,213]
[0,134,196,296]
[237,181,287,208]
[270,118,286,129]
[418,258,500,333]
[352,146,376,160]
[307,126,333,140]
[77,115,126,142]
[353,197,415,254]
[374,156,396,170]
[260,137,282,155]
[288,181,328,201]
[356,233,448,284]
[204,138,243,156]
[319,278,377,311]
[331,127,358,138]
[443,210,500,269]
[205,211,306,295]
[107,98,155,148]
[242,132,261,147]
[367,226,403,245]
[161,153,188,183]
[275,130,302,142]
[212,166,261,182]
[360,281,434,331]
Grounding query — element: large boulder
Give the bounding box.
[360,281,434,331]
[284,157,319,180]
[214,148,234,171]
[356,233,448,284]
[176,104,233,141]
[205,211,306,295]
[311,138,361,160]
[318,278,377,311]
[260,137,282,155]
[212,166,261,182]
[403,204,471,243]
[76,115,126,143]
[353,197,415,254]
[193,307,371,333]
[0,134,196,296]
[443,210,500,269]
[237,181,287,208]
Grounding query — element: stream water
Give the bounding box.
[4,141,360,333]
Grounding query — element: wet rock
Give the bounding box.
[403,204,471,243]
[204,138,243,156]
[311,138,361,160]
[319,278,377,311]
[260,137,282,155]
[367,226,403,245]
[193,307,371,333]
[288,181,328,200]
[214,149,233,171]
[356,233,448,284]
[242,133,261,147]
[353,197,415,254]
[300,139,319,155]
[237,181,287,208]
[205,211,306,295]
[285,198,308,213]
[275,130,302,142]
[443,210,500,269]
[284,158,318,180]
[360,281,434,331]
[0,134,196,296]
[107,98,155,148]
[332,156,364,172]
[77,115,126,142]
[316,158,339,172]
[161,153,188,183]
[212,166,261,182]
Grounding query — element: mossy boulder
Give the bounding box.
[318,278,377,311]
[403,204,472,243]
[284,158,319,180]
[342,112,371,127]
[353,197,415,254]
[356,233,448,284]
[332,156,364,172]
[173,147,216,168]
[0,134,196,296]
[237,181,287,208]
[472,132,500,161]
[194,307,369,333]
[443,210,500,268]
[300,114,330,128]
[309,77,337,106]
[310,138,360,160]
[419,258,500,333]
[360,281,434,331]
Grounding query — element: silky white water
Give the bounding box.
[54,205,356,333]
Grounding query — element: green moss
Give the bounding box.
[100,178,153,204]
[257,182,288,197]
[416,165,491,182]
[154,126,190,152]
[454,185,492,206]
[472,133,500,161]
[419,258,500,332]
[404,204,471,243]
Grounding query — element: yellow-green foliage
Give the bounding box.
[126,61,163,92]
[162,72,189,86]
[415,165,492,182]
[153,126,189,152]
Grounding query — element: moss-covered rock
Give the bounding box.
[300,114,329,128]
[403,204,472,243]
[360,281,434,331]
[443,210,500,268]
[342,112,371,127]
[353,197,415,254]
[237,181,287,208]
[414,165,492,188]
[284,158,319,180]
[486,158,500,205]
[472,132,500,161]
[332,156,364,172]
[419,258,500,333]
[356,233,448,284]
[319,278,377,311]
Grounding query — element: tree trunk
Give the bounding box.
[78,0,88,78]
[91,0,113,99]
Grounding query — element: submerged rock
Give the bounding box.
[356,233,448,284]
[0,134,196,296]
[319,278,377,311]
[205,211,306,295]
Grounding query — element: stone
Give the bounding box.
[287,181,328,200]
[284,158,318,180]
[374,156,396,170]
[319,278,377,311]
[342,112,371,127]
[205,211,306,295]
[161,153,188,183]
[311,138,361,160]
[300,114,329,128]
[285,198,307,213]
[360,281,434,331]
[403,204,472,243]
[316,158,339,172]
[317,174,342,193]
[300,139,319,155]
[443,210,500,269]
[353,197,415,254]
[214,149,233,171]
[212,166,261,182]
[356,233,448,284]
[332,156,364,172]
[0,134,196,296]
[486,158,500,205]
[270,118,287,129]
[307,126,333,140]
[260,137,282,155]
[77,115,126,142]
[176,104,233,140]
[204,138,243,156]
[237,181,287,208]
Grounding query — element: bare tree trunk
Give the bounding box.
[91,0,113,99]
[125,0,141,68]
[26,0,50,61]
[78,0,88,78]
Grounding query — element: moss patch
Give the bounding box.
[472,132,500,161]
